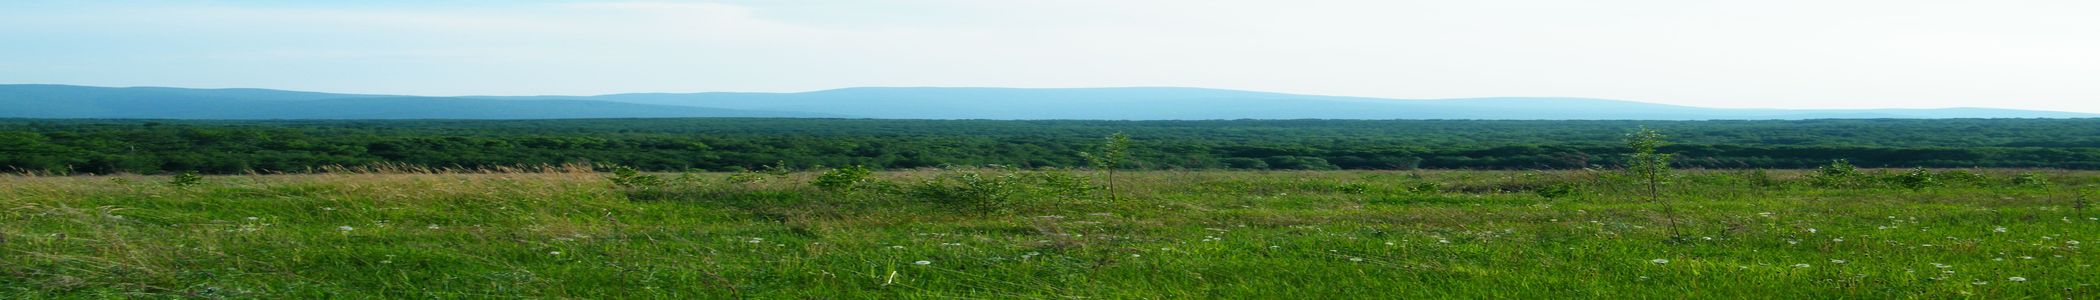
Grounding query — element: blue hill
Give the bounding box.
[5,84,2091,120]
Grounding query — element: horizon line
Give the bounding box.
[4,82,2092,114]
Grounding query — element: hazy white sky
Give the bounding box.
[3,1,2097,112]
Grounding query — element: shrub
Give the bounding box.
[1934,169,1991,186]
[1743,169,1779,188]
[606,166,672,200]
[761,161,796,177]
[2011,172,2051,188]
[1809,160,1867,188]
[167,171,203,187]
[900,168,1095,213]
[1012,168,1097,199]
[726,171,767,184]
[813,165,874,193]
[674,172,706,184]
[1335,182,1371,195]
[1890,168,1942,190]
[907,172,1022,213]
[606,166,663,189]
[1534,183,1579,199]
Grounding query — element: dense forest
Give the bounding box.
[4,118,2100,174]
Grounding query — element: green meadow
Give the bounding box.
[3,166,2094,298]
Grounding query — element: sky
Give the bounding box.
[3,0,2098,113]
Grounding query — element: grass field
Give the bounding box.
[3,166,2096,298]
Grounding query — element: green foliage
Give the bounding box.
[1625,127,1679,236]
[2077,188,2092,216]
[905,172,1024,213]
[1081,132,1134,201]
[1932,169,1991,186]
[674,172,705,184]
[1405,182,1442,194]
[1624,127,1674,182]
[725,171,767,184]
[1081,132,1133,171]
[1810,160,1868,188]
[1009,168,1098,200]
[812,165,874,193]
[1219,157,1268,169]
[761,161,796,177]
[1335,182,1371,194]
[1890,168,1943,190]
[166,171,203,187]
[899,168,1095,214]
[1534,183,1579,199]
[2011,172,2051,188]
[12,118,2100,175]
[1262,156,1339,170]
[1743,169,1779,188]
[605,166,671,200]
[606,166,663,189]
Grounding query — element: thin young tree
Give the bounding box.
[1626,127,1680,238]
[1081,132,1132,201]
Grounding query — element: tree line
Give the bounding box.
[4,118,2099,174]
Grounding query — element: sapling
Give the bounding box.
[1080,132,1132,201]
[1625,127,1680,238]
[2077,185,2091,220]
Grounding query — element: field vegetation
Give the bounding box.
[4,163,2095,298]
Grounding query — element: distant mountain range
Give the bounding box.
[3,84,2092,120]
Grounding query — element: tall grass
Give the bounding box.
[2,168,2095,298]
